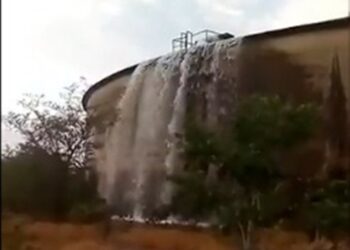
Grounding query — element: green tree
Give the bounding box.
[3,81,88,169]
[2,81,100,220]
[299,179,350,240]
[1,148,68,218]
[171,95,319,250]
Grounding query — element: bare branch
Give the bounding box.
[3,82,89,169]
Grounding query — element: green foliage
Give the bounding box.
[184,120,220,171]
[231,96,318,188]
[170,171,224,221]
[68,198,107,223]
[1,148,100,220]
[182,96,319,190]
[171,95,321,248]
[300,180,350,235]
[2,149,66,218]
[234,96,318,150]
[1,82,102,220]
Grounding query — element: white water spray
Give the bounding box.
[92,37,242,219]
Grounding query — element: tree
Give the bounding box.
[2,80,101,220]
[1,145,101,220]
[1,148,68,218]
[171,95,319,250]
[3,80,89,169]
[299,179,350,240]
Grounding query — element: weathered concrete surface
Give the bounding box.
[83,17,350,212]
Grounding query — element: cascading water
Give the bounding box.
[97,37,242,219]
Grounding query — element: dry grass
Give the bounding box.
[1,214,232,250]
[256,228,350,250]
[109,225,234,250]
[2,214,349,250]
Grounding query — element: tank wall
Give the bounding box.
[85,74,131,195]
[239,27,349,101]
[238,25,349,174]
[85,21,350,194]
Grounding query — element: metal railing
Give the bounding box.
[172,30,222,52]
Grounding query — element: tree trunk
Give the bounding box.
[313,229,321,243]
[206,163,218,184]
[238,221,254,250]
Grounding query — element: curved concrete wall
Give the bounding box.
[84,17,350,198]
[84,17,349,111]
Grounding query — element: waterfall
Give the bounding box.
[97,37,242,219]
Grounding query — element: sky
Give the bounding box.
[1,0,349,147]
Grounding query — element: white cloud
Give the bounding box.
[193,0,348,36]
[2,0,143,113]
[2,0,348,147]
[271,0,348,30]
[196,0,244,15]
[1,126,23,149]
[139,0,158,5]
[99,1,124,16]
[194,0,246,31]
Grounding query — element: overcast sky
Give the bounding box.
[1,0,348,147]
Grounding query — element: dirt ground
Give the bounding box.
[2,213,349,250]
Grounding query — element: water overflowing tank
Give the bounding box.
[82,17,350,219]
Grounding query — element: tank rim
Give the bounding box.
[82,17,349,110]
